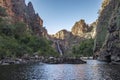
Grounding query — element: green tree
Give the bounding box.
[72,39,94,57]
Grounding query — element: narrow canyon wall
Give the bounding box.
[94,0,120,61]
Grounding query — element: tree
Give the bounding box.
[72,39,94,57]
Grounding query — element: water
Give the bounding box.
[56,41,63,56]
[0,60,120,80]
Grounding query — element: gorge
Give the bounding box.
[0,0,120,63]
[0,0,120,80]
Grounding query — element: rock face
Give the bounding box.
[94,0,120,62]
[72,19,97,39]
[52,19,96,55]
[53,29,72,40]
[72,19,89,36]
[94,0,112,54]
[0,0,48,37]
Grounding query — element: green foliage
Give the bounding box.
[27,36,58,56]
[0,23,14,36]
[72,39,94,57]
[0,6,7,16]
[14,22,27,36]
[0,20,58,59]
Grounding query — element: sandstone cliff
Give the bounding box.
[72,19,89,36]
[0,0,48,37]
[72,19,97,39]
[52,29,72,40]
[94,0,120,62]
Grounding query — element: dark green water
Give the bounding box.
[0,60,120,80]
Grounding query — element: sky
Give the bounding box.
[25,0,102,34]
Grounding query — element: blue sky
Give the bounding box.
[25,0,102,34]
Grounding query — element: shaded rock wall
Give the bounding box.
[94,0,113,54]
[94,0,120,61]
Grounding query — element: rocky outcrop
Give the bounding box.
[90,21,97,39]
[72,19,97,39]
[43,57,86,64]
[0,0,48,37]
[72,19,89,36]
[53,19,96,40]
[94,0,120,62]
[53,29,72,40]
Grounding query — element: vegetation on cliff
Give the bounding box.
[0,6,58,59]
[94,0,112,53]
[0,6,7,16]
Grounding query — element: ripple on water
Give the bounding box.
[0,60,120,80]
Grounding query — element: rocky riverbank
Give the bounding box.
[0,57,42,65]
[43,57,86,64]
[0,56,86,65]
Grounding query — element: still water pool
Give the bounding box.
[0,60,120,80]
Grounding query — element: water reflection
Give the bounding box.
[0,60,120,80]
